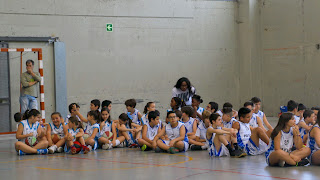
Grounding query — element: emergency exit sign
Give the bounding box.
[106,24,113,32]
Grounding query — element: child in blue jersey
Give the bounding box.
[181,106,197,146]
[299,110,316,144]
[251,97,273,131]
[307,112,320,165]
[167,97,182,112]
[222,107,237,129]
[125,99,142,139]
[287,100,301,125]
[265,113,311,166]
[65,116,89,154]
[117,113,138,147]
[206,101,218,113]
[192,95,205,122]
[232,107,269,156]
[141,102,156,125]
[84,110,101,151]
[138,111,161,151]
[190,110,211,150]
[154,111,189,154]
[99,108,124,150]
[207,113,244,157]
[47,112,68,154]
[15,109,48,155]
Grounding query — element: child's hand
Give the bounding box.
[292,126,300,136]
[152,141,157,149]
[290,153,301,162]
[169,140,175,147]
[27,132,34,137]
[61,117,65,124]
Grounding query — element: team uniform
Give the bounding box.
[216,110,223,117]
[145,122,161,141]
[18,119,39,143]
[249,113,259,128]
[222,118,237,129]
[207,126,229,157]
[162,122,189,152]
[167,107,181,112]
[49,122,66,138]
[100,121,112,136]
[299,120,312,140]
[64,128,81,153]
[181,117,196,134]
[195,122,208,141]
[265,128,294,165]
[254,110,270,129]
[65,114,81,123]
[127,109,141,125]
[141,114,148,125]
[237,120,267,156]
[85,123,100,150]
[294,115,301,125]
[196,107,204,121]
[172,87,196,106]
[307,124,320,162]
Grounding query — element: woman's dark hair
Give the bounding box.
[101,107,111,124]
[192,95,203,104]
[172,97,182,110]
[208,102,218,112]
[174,77,195,95]
[68,116,83,129]
[24,109,40,119]
[51,112,62,117]
[143,102,154,114]
[87,110,101,123]
[119,113,132,129]
[102,100,112,108]
[148,111,160,122]
[271,113,294,140]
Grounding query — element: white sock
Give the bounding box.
[115,140,120,146]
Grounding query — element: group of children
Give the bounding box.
[13,96,320,167]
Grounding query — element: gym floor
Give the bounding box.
[1,119,319,180]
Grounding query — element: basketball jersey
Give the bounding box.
[254,110,264,122]
[141,114,148,125]
[146,123,160,140]
[196,107,205,121]
[299,119,311,139]
[165,122,188,142]
[49,122,66,138]
[195,121,207,140]
[86,123,100,139]
[127,109,141,125]
[307,124,320,154]
[68,128,80,141]
[19,120,39,142]
[217,110,223,117]
[294,115,300,125]
[100,121,112,136]
[167,107,181,112]
[65,114,81,123]
[249,113,259,128]
[223,117,236,129]
[181,117,195,133]
[84,122,92,133]
[236,121,252,149]
[206,126,222,146]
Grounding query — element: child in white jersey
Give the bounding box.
[65,116,89,154]
[207,113,245,157]
[190,110,211,150]
[125,99,142,140]
[47,112,68,154]
[232,107,269,156]
[65,103,81,123]
[206,102,218,113]
[181,106,197,146]
[154,111,189,154]
[15,109,48,155]
[222,107,237,129]
[117,113,138,147]
[299,110,315,144]
[167,97,182,112]
[84,110,101,151]
[191,95,204,121]
[307,112,320,165]
[265,113,311,166]
[141,102,156,125]
[138,111,161,151]
[251,97,273,131]
[99,108,124,150]
[287,100,301,125]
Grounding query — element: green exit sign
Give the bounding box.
[106,24,113,32]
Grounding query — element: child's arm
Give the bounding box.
[232,121,240,131]
[187,120,197,136]
[298,121,311,131]
[46,124,53,145]
[193,106,202,120]
[61,118,68,136]
[16,123,33,140]
[73,104,88,123]
[195,128,206,142]
[170,125,186,146]
[37,124,45,138]
[141,125,153,144]
[221,127,237,137]
[256,116,267,132]
[75,129,85,138]
[131,123,142,130]
[292,126,303,149]
[153,127,165,143]
[87,128,99,141]
[117,124,134,132]
[111,122,117,143]
[232,110,238,118]
[137,112,143,123]
[314,127,320,147]
[207,127,231,136]
[262,114,273,130]
[100,121,106,131]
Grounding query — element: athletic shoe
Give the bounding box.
[278,160,285,167]
[48,145,57,154]
[118,142,125,148]
[18,150,27,156]
[83,145,90,154]
[231,149,246,158]
[201,144,209,150]
[128,143,139,148]
[71,146,77,155]
[168,147,179,154]
[102,143,110,150]
[141,144,147,151]
[57,147,64,153]
[155,147,162,153]
[37,149,48,155]
[190,145,202,151]
[297,158,310,166]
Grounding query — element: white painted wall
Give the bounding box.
[0,0,240,124]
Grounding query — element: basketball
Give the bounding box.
[83,133,90,140]
[73,141,82,153]
[51,134,61,144]
[102,131,113,140]
[25,136,38,147]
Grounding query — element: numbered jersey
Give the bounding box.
[181,117,195,133]
[196,107,205,121]
[236,121,252,149]
[19,120,39,142]
[49,122,66,138]
[146,123,160,140]
[294,115,300,125]
[127,109,141,125]
[141,114,148,126]
[165,122,188,143]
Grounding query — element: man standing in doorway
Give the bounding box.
[20,59,41,114]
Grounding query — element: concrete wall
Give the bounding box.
[0,0,240,123]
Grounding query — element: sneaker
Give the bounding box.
[231,149,247,158]
[278,160,285,167]
[141,144,147,151]
[37,149,48,155]
[48,145,57,154]
[118,142,125,148]
[297,158,310,166]
[155,147,162,153]
[201,144,209,150]
[168,147,179,154]
[18,150,27,156]
[71,146,77,155]
[190,145,202,151]
[82,145,90,154]
[102,143,110,150]
[128,143,139,148]
[56,147,64,153]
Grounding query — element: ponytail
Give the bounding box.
[69,116,83,129]
[24,109,40,119]
[143,102,154,114]
[271,113,293,140]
